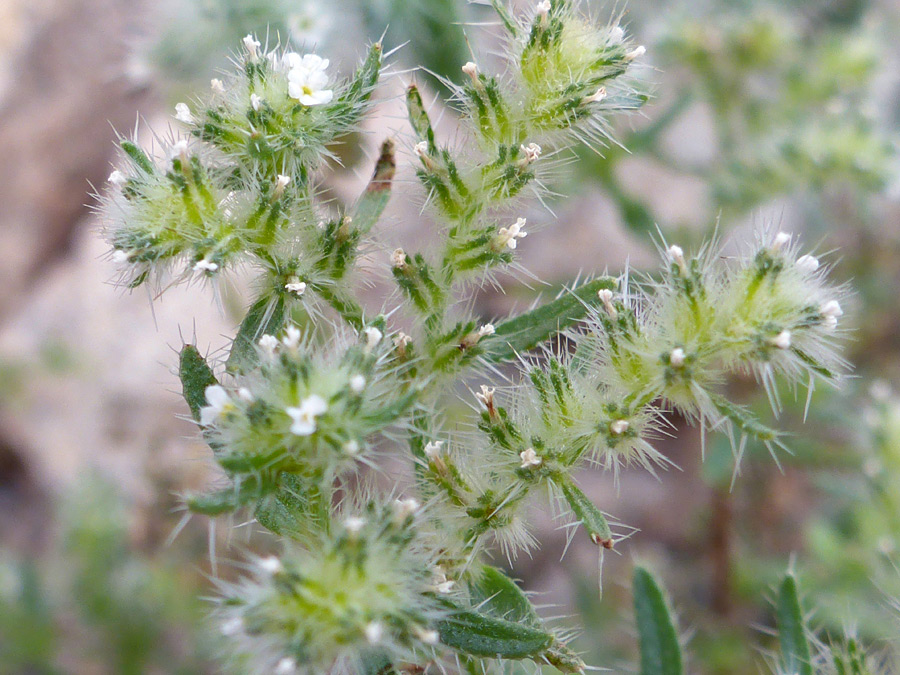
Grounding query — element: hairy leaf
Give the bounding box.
[560,478,613,548]
[777,573,812,675]
[634,566,683,675]
[226,293,285,374]
[179,344,218,422]
[482,277,617,364]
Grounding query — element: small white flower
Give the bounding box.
[432,566,455,594]
[349,374,366,393]
[667,244,686,268]
[393,332,412,350]
[393,497,420,519]
[250,93,262,111]
[391,248,407,268]
[111,249,129,264]
[477,324,495,338]
[520,143,542,163]
[175,102,193,124]
[796,254,819,273]
[424,440,444,459]
[771,231,791,252]
[242,34,261,59]
[200,385,231,426]
[820,300,843,318]
[286,394,328,436]
[583,86,607,104]
[286,53,334,106]
[210,78,225,93]
[220,616,244,636]
[598,288,617,317]
[496,218,528,250]
[414,140,429,159]
[417,628,440,645]
[536,0,552,18]
[237,387,254,402]
[343,516,366,536]
[285,278,307,296]
[670,347,686,368]
[343,440,360,455]
[625,45,646,61]
[108,170,127,186]
[258,334,280,357]
[282,325,302,349]
[820,300,843,330]
[275,657,297,675]
[475,385,495,408]
[276,174,291,190]
[461,61,478,79]
[363,326,383,352]
[772,330,792,350]
[364,621,384,644]
[609,25,625,44]
[193,258,218,273]
[258,556,283,575]
[169,139,189,161]
[610,419,630,435]
[519,447,542,468]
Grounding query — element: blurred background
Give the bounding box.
[1,0,900,672]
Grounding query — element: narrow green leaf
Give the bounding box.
[359,652,395,675]
[179,344,218,422]
[710,393,778,442]
[490,0,520,36]
[406,84,436,148]
[120,140,155,175]
[226,293,285,374]
[560,478,613,548]
[777,573,813,675]
[481,277,617,364]
[353,139,395,234]
[634,566,683,675]
[470,565,541,628]
[437,600,554,659]
[186,477,263,515]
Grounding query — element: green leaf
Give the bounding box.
[120,140,155,175]
[353,139,395,235]
[490,0,519,36]
[437,600,554,659]
[186,477,263,515]
[560,478,613,548]
[469,566,541,628]
[481,277,617,364]
[777,573,812,675]
[634,566,683,675]
[709,393,778,442]
[178,344,218,422]
[358,652,395,675]
[226,293,285,374]
[406,84,436,149]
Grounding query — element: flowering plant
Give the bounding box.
[100,1,859,672]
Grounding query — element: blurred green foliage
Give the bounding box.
[0,478,218,674]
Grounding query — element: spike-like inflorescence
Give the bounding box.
[98,1,857,673]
